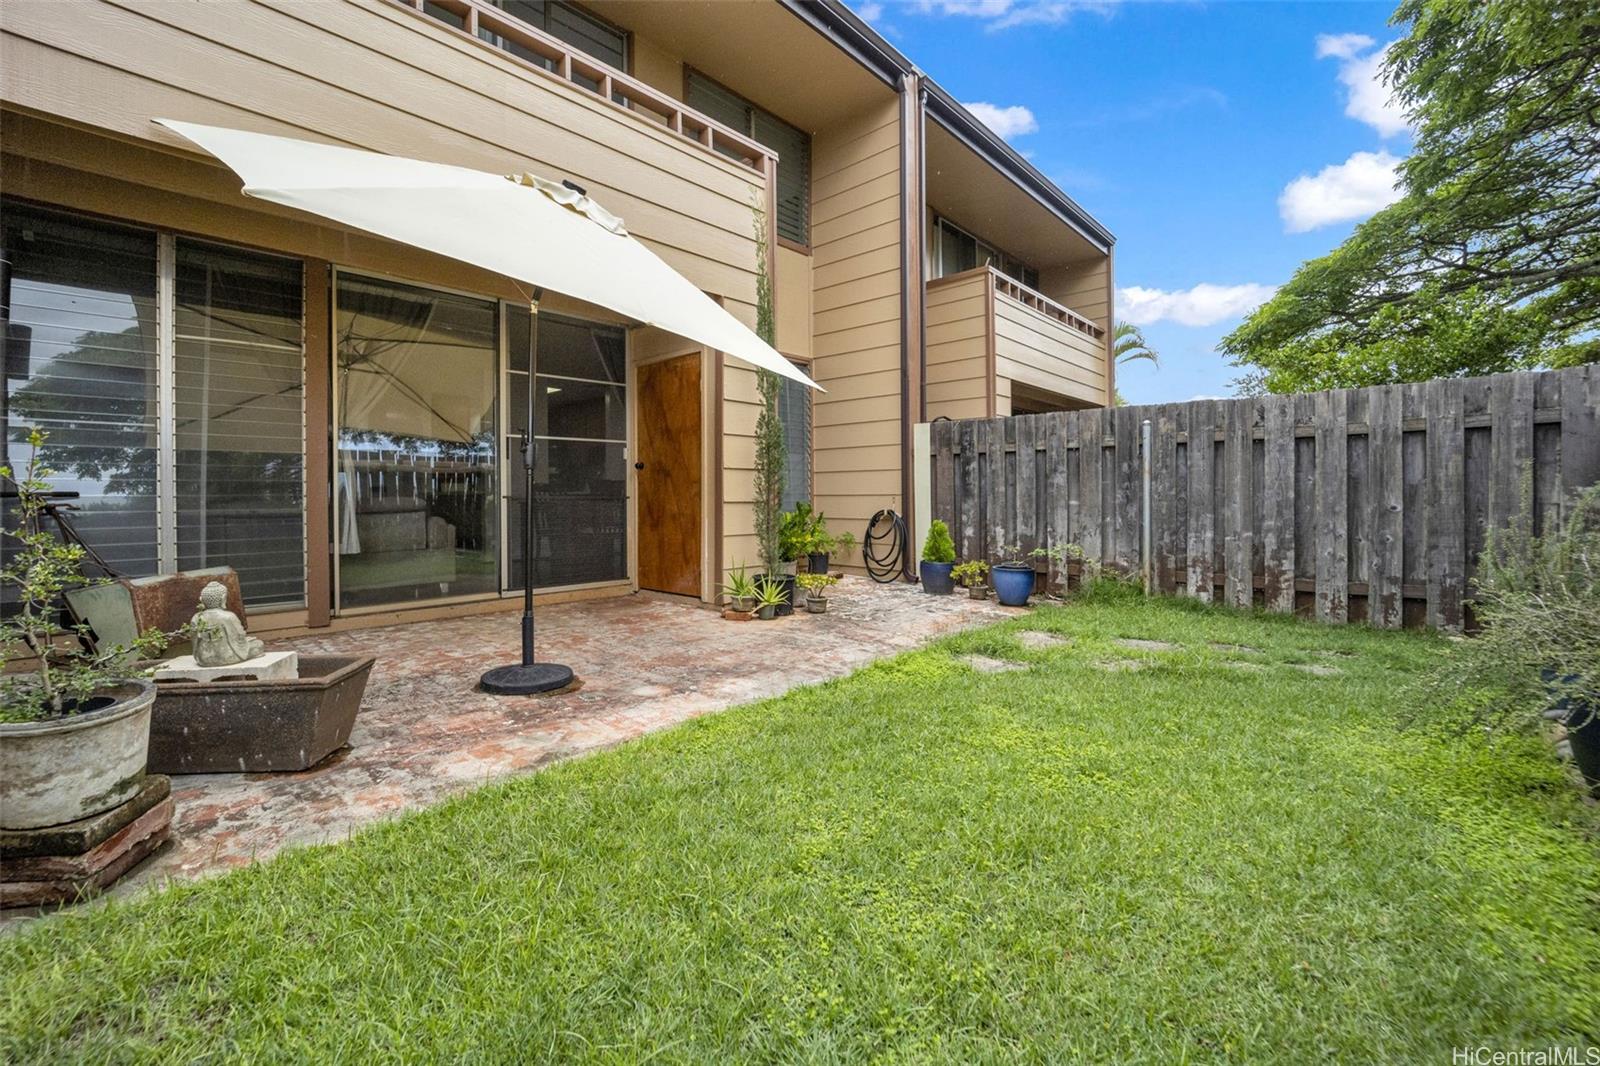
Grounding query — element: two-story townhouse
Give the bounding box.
[0,0,1114,635]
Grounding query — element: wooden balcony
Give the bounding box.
[925,266,1109,420]
[394,0,772,173]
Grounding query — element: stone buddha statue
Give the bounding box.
[190,581,265,667]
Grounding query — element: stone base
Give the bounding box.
[155,650,299,683]
[722,608,755,622]
[1,775,172,908]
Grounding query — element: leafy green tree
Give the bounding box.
[1224,0,1600,393]
[750,206,785,576]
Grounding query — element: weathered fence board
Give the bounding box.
[928,366,1599,631]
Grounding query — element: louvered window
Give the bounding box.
[777,362,812,512]
[1,202,306,610]
[687,72,811,245]
[454,1,628,95]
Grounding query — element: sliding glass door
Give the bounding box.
[334,274,499,610]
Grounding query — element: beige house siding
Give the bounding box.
[774,245,814,359]
[0,0,766,307]
[1039,258,1110,331]
[994,291,1108,406]
[924,270,991,422]
[809,96,903,569]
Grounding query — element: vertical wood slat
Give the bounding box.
[1489,371,1536,535]
[1016,416,1037,557]
[1261,394,1295,613]
[959,419,980,562]
[985,417,1006,562]
[1368,385,1404,628]
[1114,409,1140,572]
[1224,398,1254,609]
[1314,389,1348,622]
[1426,378,1466,630]
[1186,400,1214,602]
[1561,365,1600,514]
[1153,404,1178,594]
[1079,409,1103,565]
[931,419,954,540]
[1047,412,1071,552]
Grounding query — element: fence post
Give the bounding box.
[1141,418,1153,594]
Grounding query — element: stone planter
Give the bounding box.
[967,584,990,600]
[0,680,156,830]
[805,595,829,614]
[147,655,374,774]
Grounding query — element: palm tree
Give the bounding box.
[1113,322,1159,368]
[1111,322,1159,405]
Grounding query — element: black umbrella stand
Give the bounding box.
[480,291,575,696]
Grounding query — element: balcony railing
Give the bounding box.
[989,269,1104,340]
[391,0,774,174]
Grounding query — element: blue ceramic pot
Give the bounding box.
[920,561,954,595]
[991,564,1034,607]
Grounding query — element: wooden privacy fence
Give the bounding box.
[928,365,1600,630]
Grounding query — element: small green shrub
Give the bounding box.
[1410,484,1599,736]
[796,572,837,596]
[952,561,989,587]
[921,520,956,564]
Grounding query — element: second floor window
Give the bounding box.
[932,216,1039,290]
[685,71,811,246]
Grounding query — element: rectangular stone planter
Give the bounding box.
[147,655,375,774]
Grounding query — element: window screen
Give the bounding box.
[687,72,811,245]
[777,362,812,513]
[174,240,306,608]
[2,205,161,582]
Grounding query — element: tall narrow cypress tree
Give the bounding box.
[751,206,786,577]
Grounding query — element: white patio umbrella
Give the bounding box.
[155,118,816,694]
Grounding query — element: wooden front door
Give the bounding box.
[636,354,702,596]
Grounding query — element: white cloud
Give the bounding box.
[910,0,1116,30]
[1314,32,1373,60]
[1317,35,1410,137]
[1117,283,1277,327]
[855,1,884,20]
[963,102,1039,139]
[1278,149,1402,232]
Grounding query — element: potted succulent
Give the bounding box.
[1,432,172,830]
[920,519,957,594]
[797,572,838,613]
[722,563,757,614]
[1410,485,1600,793]
[991,544,1035,607]
[753,575,788,621]
[953,560,990,600]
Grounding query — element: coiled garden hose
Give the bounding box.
[863,509,909,584]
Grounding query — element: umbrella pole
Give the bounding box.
[481,290,574,695]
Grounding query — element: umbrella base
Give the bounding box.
[479,662,575,695]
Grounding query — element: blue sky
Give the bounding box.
[851,0,1411,404]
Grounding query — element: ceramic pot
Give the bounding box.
[1,680,156,830]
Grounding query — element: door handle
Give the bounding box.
[634,461,645,471]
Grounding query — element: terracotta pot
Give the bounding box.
[1,680,155,830]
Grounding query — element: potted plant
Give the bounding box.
[1410,484,1600,793]
[1,432,172,830]
[797,572,838,613]
[777,506,809,576]
[753,575,788,621]
[1030,543,1090,599]
[991,544,1035,607]
[722,563,757,614]
[953,560,990,600]
[920,519,957,594]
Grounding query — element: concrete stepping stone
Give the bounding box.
[1209,642,1263,654]
[1113,638,1181,652]
[1094,658,1149,672]
[1017,631,1070,650]
[1288,662,1342,676]
[957,653,1029,673]
[1218,660,1266,673]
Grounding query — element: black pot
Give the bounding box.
[1545,669,1600,792]
[767,573,797,616]
[920,561,955,595]
[807,552,830,574]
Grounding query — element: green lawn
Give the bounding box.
[4,586,1598,1062]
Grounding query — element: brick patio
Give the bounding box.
[114,577,1009,894]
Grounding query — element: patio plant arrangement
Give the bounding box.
[991,544,1035,607]
[953,560,990,600]
[753,575,788,621]
[1412,485,1600,791]
[0,432,171,829]
[796,572,838,613]
[920,519,956,595]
